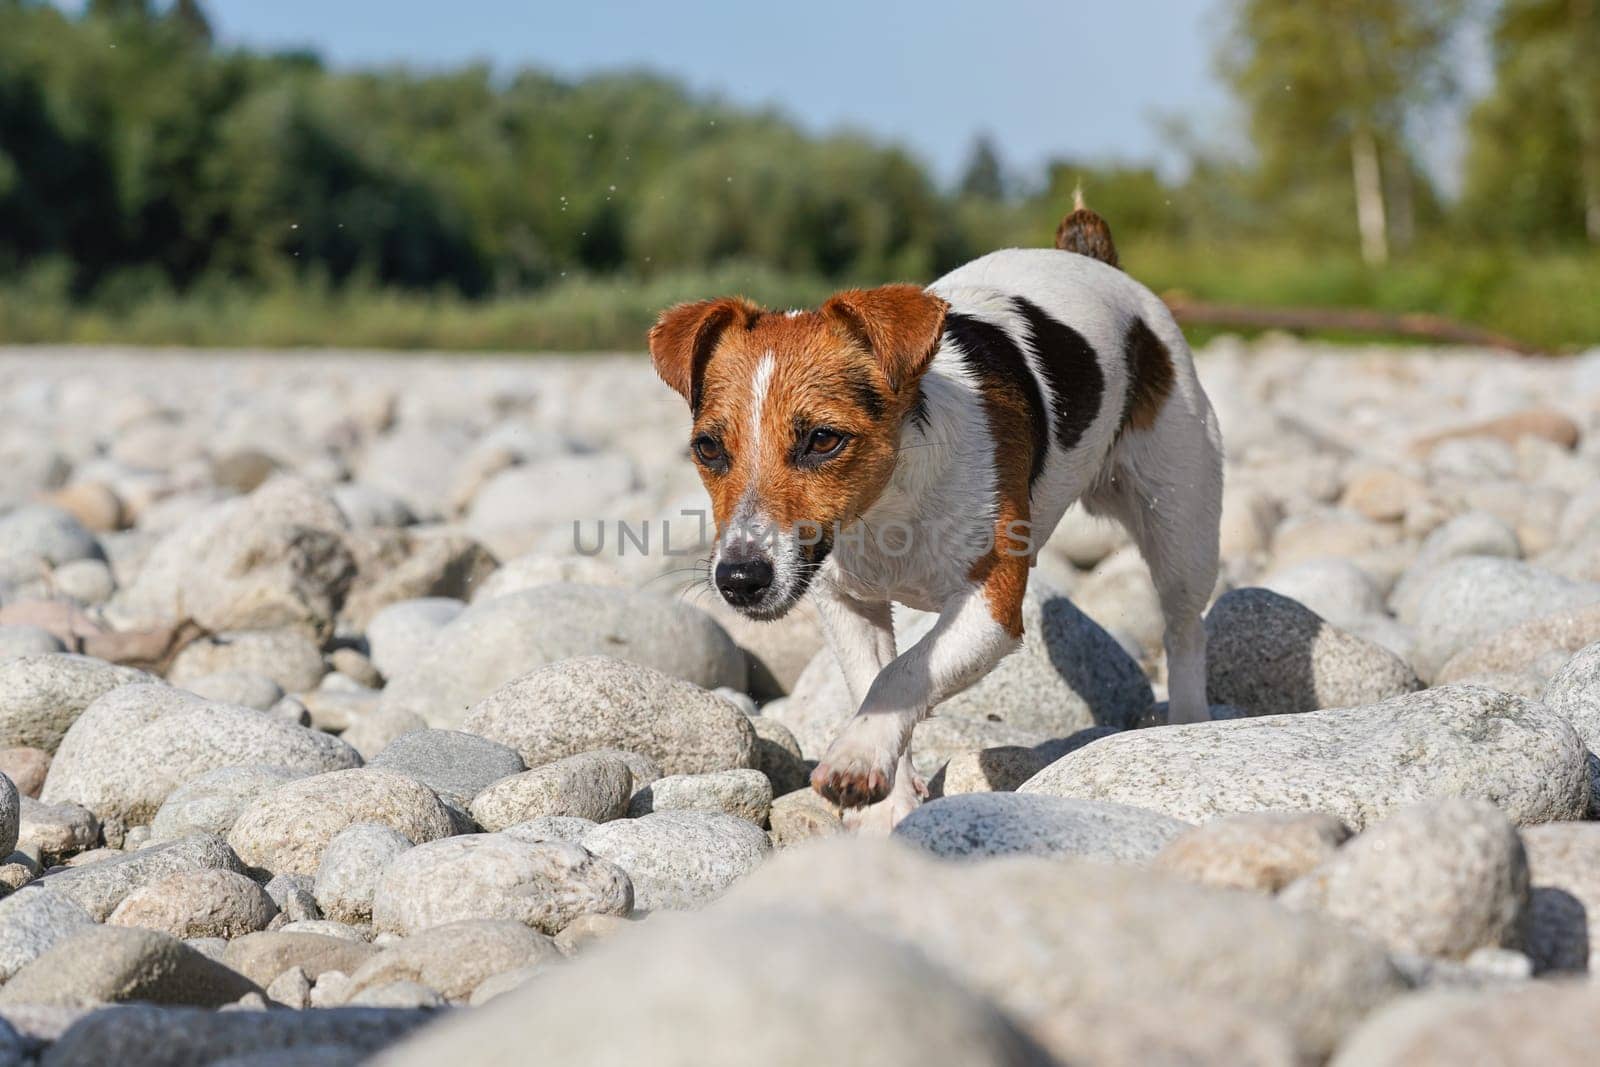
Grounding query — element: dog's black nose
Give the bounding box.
[715,558,774,607]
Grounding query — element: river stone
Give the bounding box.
[339,528,497,631]
[364,598,465,682]
[368,908,1050,1067]
[499,816,598,846]
[314,823,415,924]
[628,769,773,825]
[895,793,1191,861]
[1029,992,1303,1067]
[0,626,65,660]
[768,788,844,849]
[1328,983,1600,1067]
[1436,603,1600,688]
[370,729,525,809]
[470,752,633,831]
[0,773,18,859]
[746,716,809,795]
[0,655,155,754]
[221,931,380,987]
[930,730,1119,796]
[371,835,633,935]
[180,672,284,712]
[42,685,360,833]
[41,1004,433,1067]
[1204,588,1420,716]
[342,919,562,1004]
[167,630,327,695]
[1388,510,1522,621]
[106,477,355,642]
[580,811,771,911]
[16,796,97,864]
[378,585,745,727]
[1020,686,1588,831]
[148,766,304,843]
[1279,800,1528,959]
[263,872,319,923]
[462,656,758,776]
[1153,811,1352,892]
[35,832,245,921]
[227,769,455,876]
[0,888,95,981]
[339,706,426,761]
[1407,557,1600,680]
[0,505,101,566]
[1541,642,1600,816]
[1520,822,1600,973]
[0,925,260,1008]
[108,868,278,939]
[724,837,1402,1060]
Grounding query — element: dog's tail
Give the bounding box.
[1054,183,1120,269]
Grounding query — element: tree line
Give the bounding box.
[0,0,1595,306]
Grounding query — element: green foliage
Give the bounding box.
[1460,0,1600,243]
[0,0,1595,354]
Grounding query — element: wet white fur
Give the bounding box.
[811,247,1224,828]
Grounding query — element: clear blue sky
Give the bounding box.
[193,0,1234,185]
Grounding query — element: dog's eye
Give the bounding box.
[805,429,846,457]
[692,436,725,467]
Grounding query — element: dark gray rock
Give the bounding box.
[894,793,1191,861]
[370,729,525,809]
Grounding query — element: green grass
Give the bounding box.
[1,243,1596,353]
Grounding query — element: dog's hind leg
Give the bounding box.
[1084,397,1223,725]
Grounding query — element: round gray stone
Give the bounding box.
[894,793,1191,861]
[314,822,415,924]
[1020,685,1589,831]
[0,654,155,754]
[462,656,757,776]
[1204,588,1421,717]
[469,752,633,830]
[371,835,632,936]
[379,585,746,728]
[370,729,525,808]
[580,811,771,911]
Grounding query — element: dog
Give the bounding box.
[648,200,1223,828]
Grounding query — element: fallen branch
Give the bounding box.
[1161,296,1546,356]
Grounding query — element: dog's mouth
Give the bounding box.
[715,535,831,622]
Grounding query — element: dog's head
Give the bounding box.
[649,285,948,619]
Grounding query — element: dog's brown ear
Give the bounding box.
[822,284,949,393]
[648,297,761,410]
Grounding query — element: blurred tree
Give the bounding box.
[958,134,1006,201]
[1220,0,1468,262]
[1464,0,1600,243]
[168,0,213,43]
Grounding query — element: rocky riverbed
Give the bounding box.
[0,338,1595,1064]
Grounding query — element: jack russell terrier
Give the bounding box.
[649,201,1223,829]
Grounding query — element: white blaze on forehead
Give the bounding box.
[748,351,775,456]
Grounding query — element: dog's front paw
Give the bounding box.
[810,720,900,809]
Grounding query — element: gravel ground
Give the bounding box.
[0,338,1595,1065]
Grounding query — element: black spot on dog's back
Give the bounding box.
[1011,298,1104,453]
[944,311,1049,488]
[1120,316,1175,433]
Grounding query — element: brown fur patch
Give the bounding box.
[963,380,1034,638]
[680,302,933,546]
[1120,316,1174,433]
[822,285,949,392]
[647,297,762,411]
